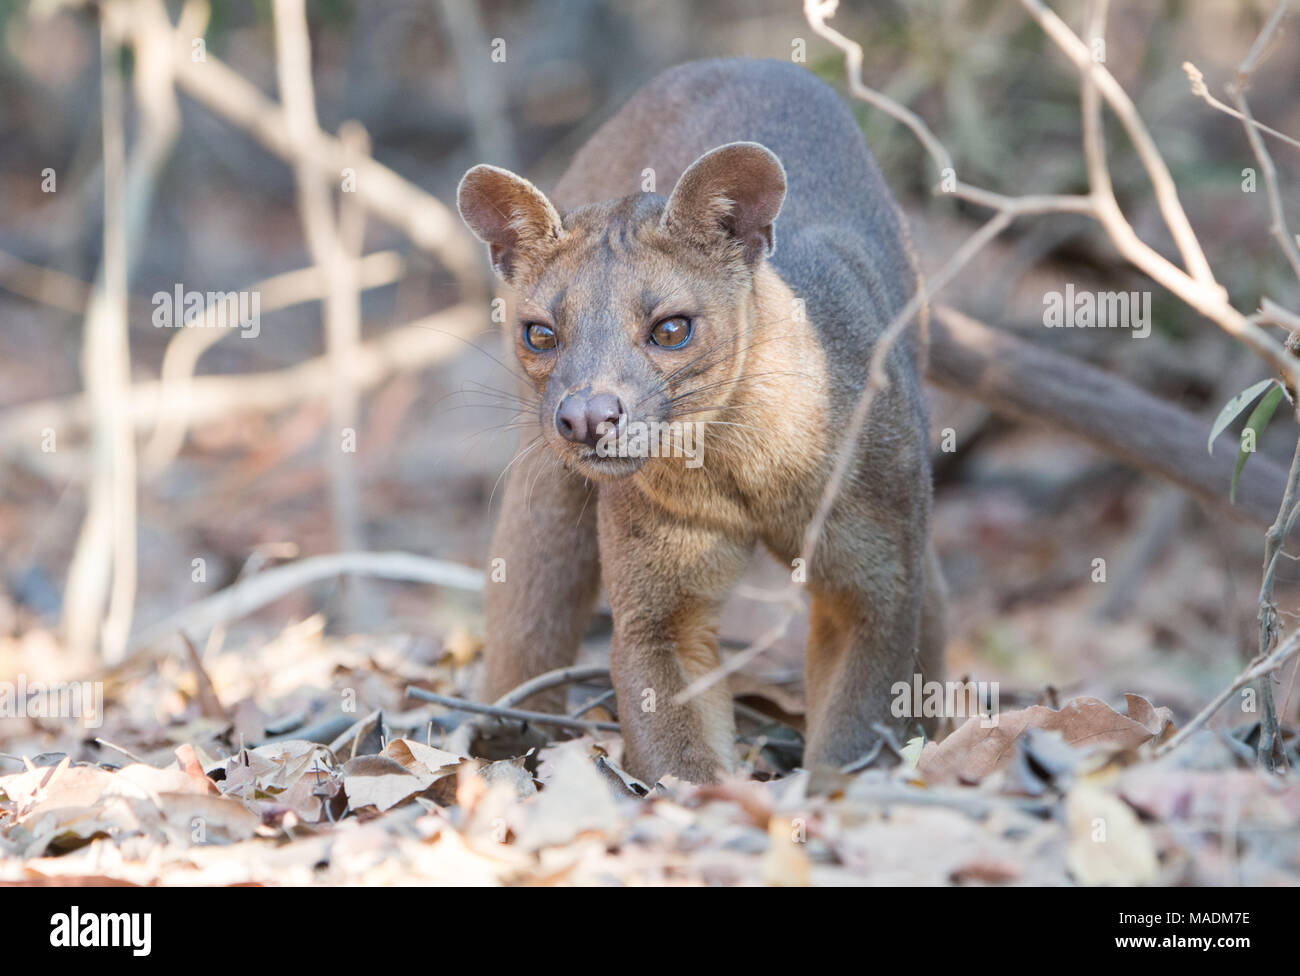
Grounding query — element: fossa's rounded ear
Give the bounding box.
[457,164,563,281]
[662,142,786,263]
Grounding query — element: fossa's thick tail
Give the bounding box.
[927,304,1289,529]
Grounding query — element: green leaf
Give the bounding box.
[1231,383,1285,503]
[1209,378,1277,455]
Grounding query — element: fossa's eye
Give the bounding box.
[649,316,692,349]
[523,322,557,351]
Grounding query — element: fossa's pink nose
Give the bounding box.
[555,391,624,446]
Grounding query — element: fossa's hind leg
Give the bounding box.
[915,543,948,735]
[800,461,933,767]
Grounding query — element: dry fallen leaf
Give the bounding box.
[917,696,1169,784]
[341,755,426,813]
[1122,694,1174,741]
[155,792,261,843]
[1,759,109,817]
[512,742,620,851]
[115,763,218,799]
[1065,783,1158,886]
[1,616,1289,886]
[174,744,220,794]
[381,738,463,788]
[949,856,1021,885]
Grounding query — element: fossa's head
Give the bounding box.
[457,143,786,479]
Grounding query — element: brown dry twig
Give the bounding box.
[405,686,621,733]
[1182,61,1300,153]
[491,666,612,710]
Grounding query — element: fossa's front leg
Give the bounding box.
[479,434,600,713]
[597,484,753,783]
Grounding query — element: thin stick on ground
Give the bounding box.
[405,686,621,733]
[93,737,148,765]
[570,688,617,718]
[492,666,611,709]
